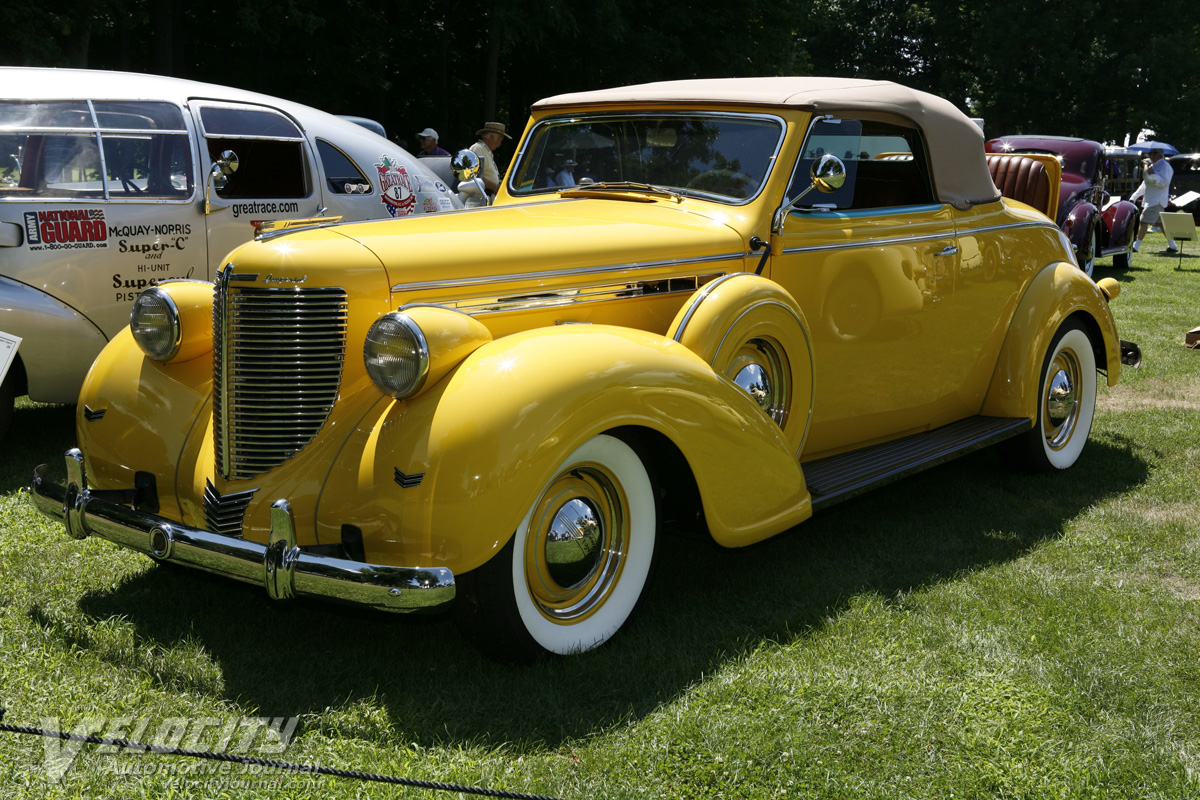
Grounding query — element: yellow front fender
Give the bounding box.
[320,325,812,575]
[981,261,1121,420]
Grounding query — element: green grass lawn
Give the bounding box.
[2,234,1199,799]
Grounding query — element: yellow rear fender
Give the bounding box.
[324,325,812,575]
[668,273,815,458]
[981,261,1121,420]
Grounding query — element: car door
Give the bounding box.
[191,101,326,271]
[768,115,968,458]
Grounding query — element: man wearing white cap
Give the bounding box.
[415,128,449,158]
[468,121,511,196]
[1131,144,1177,253]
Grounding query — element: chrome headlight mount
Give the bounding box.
[130,287,182,361]
[364,312,431,399]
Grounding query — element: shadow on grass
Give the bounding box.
[52,435,1147,750]
[0,400,75,494]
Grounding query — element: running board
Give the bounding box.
[803,415,1032,510]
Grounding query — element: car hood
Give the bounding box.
[327,197,748,297]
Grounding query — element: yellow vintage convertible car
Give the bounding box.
[31,78,1140,661]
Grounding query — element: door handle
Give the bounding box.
[934,245,959,257]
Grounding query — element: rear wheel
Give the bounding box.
[1112,249,1131,269]
[455,434,657,661]
[1000,321,1097,471]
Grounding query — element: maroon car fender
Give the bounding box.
[1101,199,1140,252]
[1062,200,1098,254]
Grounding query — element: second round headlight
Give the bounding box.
[364,312,430,399]
[130,288,181,361]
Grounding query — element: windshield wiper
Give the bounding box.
[561,181,684,202]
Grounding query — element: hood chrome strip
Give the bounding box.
[432,271,728,315]
[391,251,745,294]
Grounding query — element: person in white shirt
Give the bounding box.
[1130,144,1177,253]
[555,159,578,188]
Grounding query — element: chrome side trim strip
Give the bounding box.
[779,219,1059,257]
[391,251,745,294]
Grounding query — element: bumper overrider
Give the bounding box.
[29,449,455,613]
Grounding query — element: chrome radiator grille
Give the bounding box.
[213,277,348,480]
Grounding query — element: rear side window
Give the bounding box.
[0,100,193,201]
[316,139,372,195]
[199,104,308,199]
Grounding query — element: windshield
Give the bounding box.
[510,112,784,203]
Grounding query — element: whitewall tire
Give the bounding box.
[456,433,657,661]
[1002,321,1097,472]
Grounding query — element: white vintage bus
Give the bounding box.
[0,67,460,436]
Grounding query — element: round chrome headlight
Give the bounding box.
[364,312,429,399]
[130,288,181,361]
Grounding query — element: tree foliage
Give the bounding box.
[2,0,1197,154]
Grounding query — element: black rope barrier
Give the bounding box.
[0,707,573,800]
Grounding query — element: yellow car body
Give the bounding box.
[33,77,1136,660]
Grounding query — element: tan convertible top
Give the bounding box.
[533,77,999,208]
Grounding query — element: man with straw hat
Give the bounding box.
[468,121,511,197]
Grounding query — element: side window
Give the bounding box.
[0,100,192,200]
[316,139,372,195]
[199,105,309,199]
[95,101,192,199]
[789,117,936,211]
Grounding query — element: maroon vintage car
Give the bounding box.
[985,136,1140,273]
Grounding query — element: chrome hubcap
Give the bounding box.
[1043,351,1080,450]
[527,465,627,622]
[545,498,603,589]
[734,363,772,408]
[727,337,790,428]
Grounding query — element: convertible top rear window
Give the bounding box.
[510,113,784,203]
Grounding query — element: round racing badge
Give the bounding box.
[375,156,417,217]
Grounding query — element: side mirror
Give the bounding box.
[810,153,847,193]
[452,148,489,208]
[451,148,480,181]
[204,150,239,214]
[772,154,847,234]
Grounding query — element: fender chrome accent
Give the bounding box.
[670,273,748,344]
[30,450,455,613]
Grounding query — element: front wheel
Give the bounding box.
[1112,249,1131,269]
[1000,321,1097,471]
[1076,217,1097,277]
[455,434,657,661]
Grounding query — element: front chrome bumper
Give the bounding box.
[29,449,455,613]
